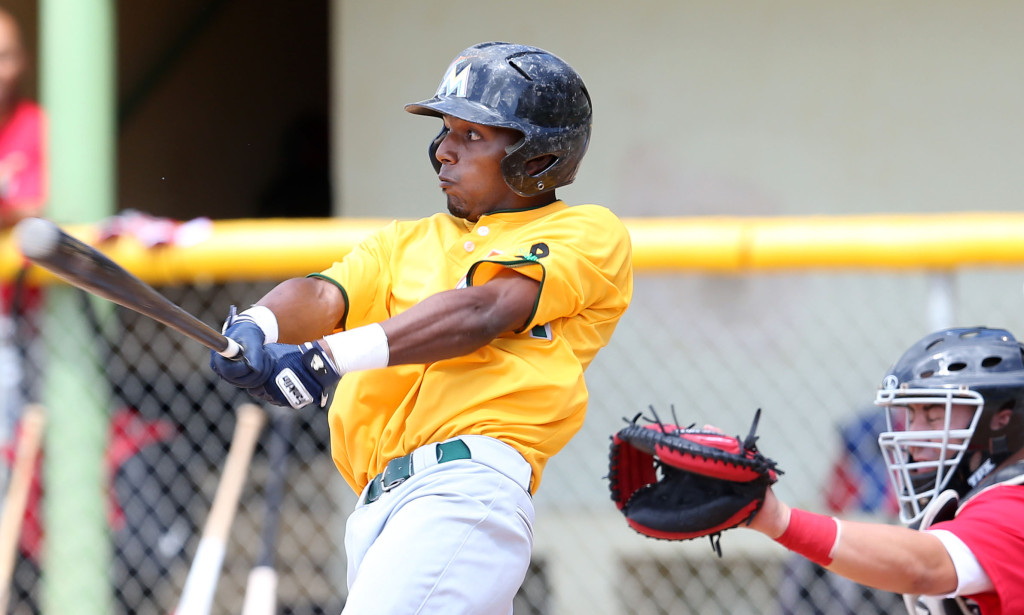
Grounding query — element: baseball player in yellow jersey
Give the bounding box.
[210,41,633,614]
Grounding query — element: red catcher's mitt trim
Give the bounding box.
[609,432,658,510]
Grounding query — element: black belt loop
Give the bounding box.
[364,439,472,505]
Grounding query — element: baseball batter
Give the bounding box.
[746,327,1024,614]
[211,41,633,614]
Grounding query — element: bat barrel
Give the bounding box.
[14,217,241,358]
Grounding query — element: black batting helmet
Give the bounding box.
[405,41,592,197]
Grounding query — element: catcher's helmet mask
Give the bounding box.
[876,326,1024,526]
[406,41,592,197]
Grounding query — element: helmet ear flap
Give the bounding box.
[525,154,559,178]
[427,126,448,175]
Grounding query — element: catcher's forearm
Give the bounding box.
[826,518,957,595]
[768,509,957,596]
[773,509,839,567]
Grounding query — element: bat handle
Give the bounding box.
[217,336,244,359]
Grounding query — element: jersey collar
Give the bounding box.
[475,200,567,226]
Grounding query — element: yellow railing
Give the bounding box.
[2,211,1023,284]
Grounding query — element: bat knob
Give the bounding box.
[220,336,245,359]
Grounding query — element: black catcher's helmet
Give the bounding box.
[405,41,592,197]
[875,326,1024,525]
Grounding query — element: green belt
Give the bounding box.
[364,439,472,504]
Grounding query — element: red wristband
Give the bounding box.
[774,509,840,567]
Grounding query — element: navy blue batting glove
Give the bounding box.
[209,306,274,388]
[248,342,341,409]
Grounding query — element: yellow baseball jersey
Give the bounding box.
[314,200,633,494]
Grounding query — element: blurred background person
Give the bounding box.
[0,8,47,613]
[0,6,44,230]
[0,4,46,457]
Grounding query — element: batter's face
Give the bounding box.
[434,116,523,222]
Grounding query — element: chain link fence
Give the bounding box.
[2,265,1023,614]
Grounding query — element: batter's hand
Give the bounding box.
[247,342,341,409]
[210,306,274,387]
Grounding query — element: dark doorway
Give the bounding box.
[118,1,331,220]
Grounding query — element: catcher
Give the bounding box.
[610,326,1024,615]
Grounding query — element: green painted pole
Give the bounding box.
[38,1,115,614]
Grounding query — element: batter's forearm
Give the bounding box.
[380,288,509,365]
[311,269,537,371]
[319,277,533,369]
[375,269,537,365]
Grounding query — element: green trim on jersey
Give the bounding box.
[307,272,351,330]
[466,258,545,334]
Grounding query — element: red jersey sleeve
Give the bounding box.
[930,485,1024,614]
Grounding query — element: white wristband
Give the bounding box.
[238,306,279,343]
[322,323,390,374]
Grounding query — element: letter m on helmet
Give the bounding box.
[436,60,471,98]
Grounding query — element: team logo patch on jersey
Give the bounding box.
[436,59,471,98]
[518,242,550,262]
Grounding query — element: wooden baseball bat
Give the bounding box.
[0,404,45,613]
[240,407,294,615]
[13,217,242,358]
[175,403,267,615]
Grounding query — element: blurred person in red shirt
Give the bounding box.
[0,4,45,436]
[0,7,45,231]
[0,10,46,612]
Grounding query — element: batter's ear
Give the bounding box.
[525,154,557,177]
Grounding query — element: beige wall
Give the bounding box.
[334,1,1024,219]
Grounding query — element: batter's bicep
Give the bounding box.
[482,268,542,334]
[467,208,633,330]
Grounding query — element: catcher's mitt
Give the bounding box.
[608,407,781,555]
